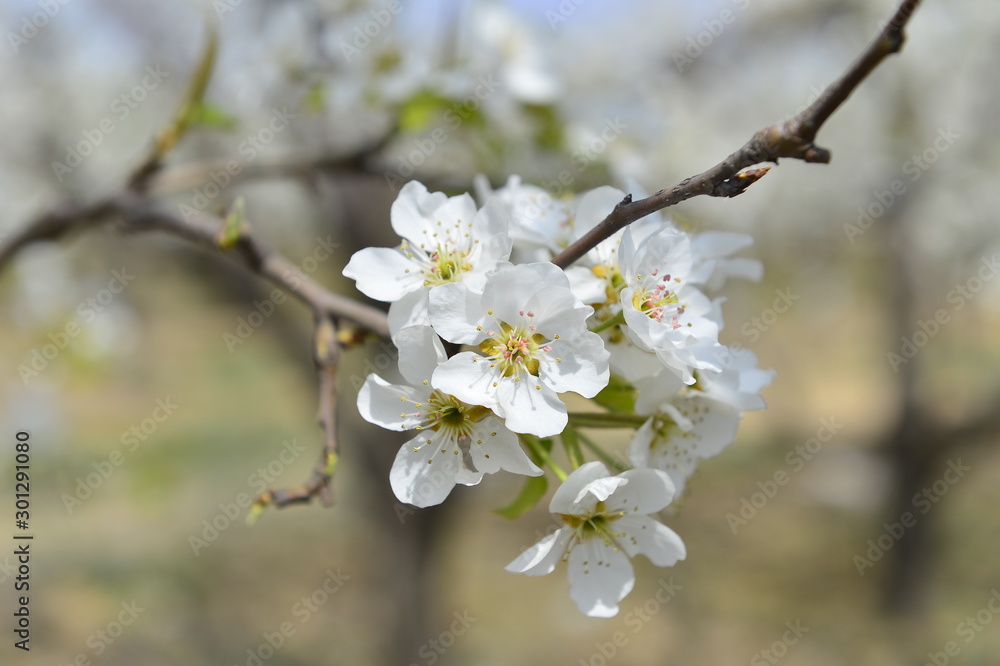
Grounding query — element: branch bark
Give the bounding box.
[552,0,923,269]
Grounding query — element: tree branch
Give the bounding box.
[252,314,341,510]
[123,195,390,337]
[552,0,923,269]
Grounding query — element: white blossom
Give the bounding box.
[429,262,610,437]
[343,181,512,336]
[618,223,722,384]
[506,462,686,618]
[356,326,540,507]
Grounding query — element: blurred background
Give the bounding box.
[2,0,999,664]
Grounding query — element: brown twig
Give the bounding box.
[145,135,395,195]
[108,196,376,509]
[552,0,923,269]
[0,190,388,513]
[0,197,116,271]
[109,193,390,338]
[253,315,342,510]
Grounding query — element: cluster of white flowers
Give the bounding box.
[346,178,773,617]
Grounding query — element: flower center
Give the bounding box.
[558,501,626,547]
[423,244,471,287]
[402,390,489,442]
[651,414,682,446]
[632,270,684,327]
[591,263,628,342]
[478,318,551,378]
[423,390,489,440]
[591,263,626,305]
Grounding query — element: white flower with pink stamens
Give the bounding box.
[429,262,610,437]
[618,224,721,384]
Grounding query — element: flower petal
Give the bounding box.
[505,528,571,576]
[390,181,448,243]
[606,467,676,514]
[549,461,611,514]
[567,538,634,618]
[343,247,424,302]
[356,375,430,431]
[541,332,610,399]
[394,325,447,385]
[432,351,499,409]
[389,434,484,508]
[388,288,431,335]
[428,282,488,345]
[495,377,567,437]
[615,515,686,567]
[469,415,542,476]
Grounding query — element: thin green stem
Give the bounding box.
[521,434,567,482]
[576,430,630,474]
[561,426,584,470]
[589,310,625,334]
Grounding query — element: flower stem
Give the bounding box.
[589,310,626,334]
[561,426,584,470]
[521,434,567,482]
[576,430,630,474]
[568,412,648,428]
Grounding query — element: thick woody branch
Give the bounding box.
[0,197,116,271]
[1,193,391,338]
[552,0,922,269]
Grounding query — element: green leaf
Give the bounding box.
[495,475,548,520]
[154,25,219,156]
[523,103,564,151]
[184,102,238,130]
[302,81,325,115]
[398,89,452,133]
[592,375,637,414]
